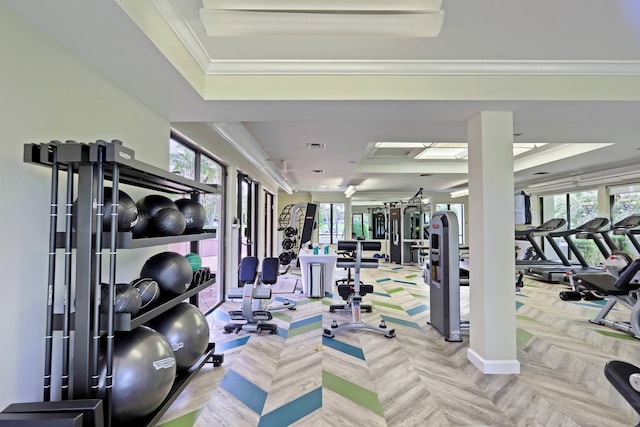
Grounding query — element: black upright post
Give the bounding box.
[43,143,59,401]
[61,162,75,400]
[91,144,105,397]
[72,162,97,398]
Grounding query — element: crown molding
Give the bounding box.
[206,59,640,76]
[150,1,640,77]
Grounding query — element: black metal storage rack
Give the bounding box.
[24,140,223,427]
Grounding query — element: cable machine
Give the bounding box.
[389,189,429,265]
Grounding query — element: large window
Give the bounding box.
[541,190,603,266]
[610,188,640,257]
[351,212,370,240]
[237,173,259,259]
[169,135,224,314]
[318,203,345,244]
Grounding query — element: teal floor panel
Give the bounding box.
[220,370,268,415]
[258,388,322,427]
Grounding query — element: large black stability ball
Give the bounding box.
[140,252,193,295]
[98,326,176,424]
[136,194,178,218]
[100,283,142,315]
[175,199,207,234]
[149,207,187,236]
[148,302,210,370]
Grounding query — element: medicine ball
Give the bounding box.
[98,326,176,423]
[130,278,160,309]
[175,199,207,234]
[72,188,138,232]
[140,252,192,295]
[136,194,178,218]
[148,303,210,370]
[131,209,150,238]
[100,283,142,315]
[148,207,187,236]
[185,253,202,271]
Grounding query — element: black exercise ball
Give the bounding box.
[103,188,139,232]
[98,326,176,424]
[149,208,187,236]
[175,199,207,234]
[131,209,150,238]
[148,303,210,370]
[136,194,177,218]
[72,188,138,232]
[99,283,142,315]
[140,252,193,295]
[130,278,160,309]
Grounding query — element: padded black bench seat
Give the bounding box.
[575,273,638,296]
[336,257,378,269]
[605,360,640,415]
[575,259,640,296]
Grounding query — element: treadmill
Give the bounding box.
[525,217,611,283]
[515,218,576,270]
[611,214,640,254]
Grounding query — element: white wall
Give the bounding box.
[0,3,170,408]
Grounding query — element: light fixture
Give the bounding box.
[345,185,357,198]
[449,188,469,198]
[209,122,294,194]
[577,171,640,187]
[199,0,445,37]
[527,177,577,190]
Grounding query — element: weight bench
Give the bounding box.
[566,258,640,339]
[224,256,277,334]
[324,241,396,339]
[257,257,297,312]
[335,248,356,287]
[604,360,640,426]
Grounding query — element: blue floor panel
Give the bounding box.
[220,370,268,415]
[216,336,250,352]
[322,336,365,360]
[290,314,323,329]
[380,314,422,329]
[406,304,428,316]
[258,388,322,427]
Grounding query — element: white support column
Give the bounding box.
[467,111,520,374]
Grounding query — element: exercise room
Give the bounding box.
[3,1,640,426]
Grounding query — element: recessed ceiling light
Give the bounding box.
[306,143,326,150]
[312,169,324,173]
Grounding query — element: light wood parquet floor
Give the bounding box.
[157,263,640,427]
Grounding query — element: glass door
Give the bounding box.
[237,173,258,259]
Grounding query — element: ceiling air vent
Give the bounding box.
[306,143,326,150]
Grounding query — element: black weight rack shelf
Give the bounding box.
[51,278,216,333]
[24,142,220,195]
[54,230,217,249]
[25,139,223,427]
[101,278,216,331]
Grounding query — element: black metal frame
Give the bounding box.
[24,140,223,426]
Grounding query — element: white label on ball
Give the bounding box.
[153,357,176,370]
[172,342,184,351]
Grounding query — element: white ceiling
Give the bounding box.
[6,0,640,201]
